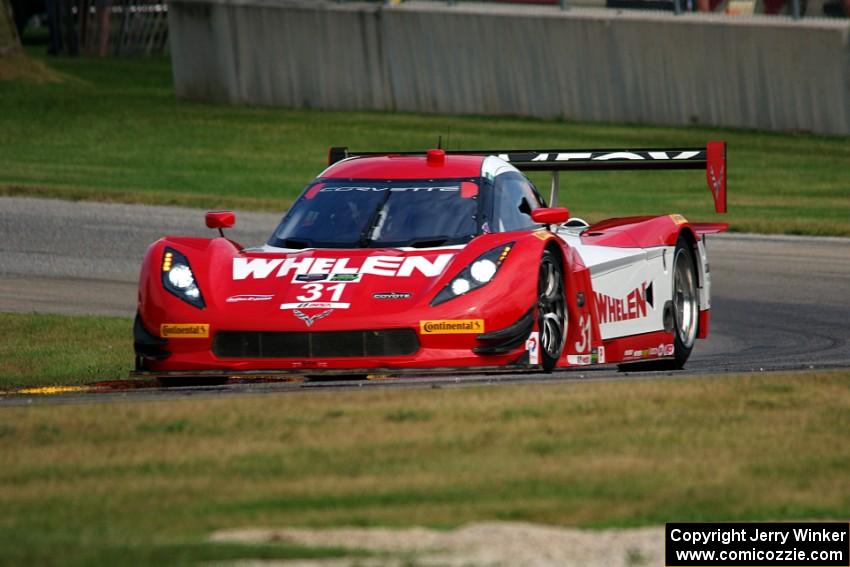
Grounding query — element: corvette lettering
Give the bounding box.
[595,283,649,324]
[321,186,459,193]
[420,319,484,334]
[233,255,453,281]
[160,324,209,338]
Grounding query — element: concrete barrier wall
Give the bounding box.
[169,0,850,136]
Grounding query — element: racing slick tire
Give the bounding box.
[618,235,699,372]
[538,249,567,372]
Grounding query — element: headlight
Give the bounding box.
[470,259,497,283]
[451,278,471,295]
[431,243,513,306]
[161,248,205,309]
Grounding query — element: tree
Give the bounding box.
[0,0,21,56]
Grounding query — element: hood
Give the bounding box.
[202,245,463,318]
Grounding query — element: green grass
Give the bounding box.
[1,48,849,235]
[1,370,849,564]
[0,541,369,567]
[0,312,132,388]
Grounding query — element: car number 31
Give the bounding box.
[296,283,347,302]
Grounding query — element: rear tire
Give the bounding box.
[618,235,698,372]
[538,249,567,372]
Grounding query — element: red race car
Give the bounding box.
[133,143,727,382]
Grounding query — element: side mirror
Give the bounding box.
[531,207,570,226]
[206,211,235,237]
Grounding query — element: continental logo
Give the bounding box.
[420,319,484,334]
[160,323,209,338]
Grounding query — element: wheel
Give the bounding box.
[618,235,698,372]
[537,249,567,372]
[669,236,699,367]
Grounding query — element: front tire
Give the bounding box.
[538,249,567,372]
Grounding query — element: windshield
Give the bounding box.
[268,178,481,249]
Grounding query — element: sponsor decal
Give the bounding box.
[532,230,552,241]
[329,273,361,282]
[295,273,328,282]
[670,214,688,225]
[373,292,412,300]
[234,254,454,281]
[598,346,606,364]
[292,309,333,327]
[622,344,674,361]
[595,282,650,324]
[226,294,274,303]
[281,302,350,310]
[500,150,703,163]
[567,354,592,365]
[420,319,484,334]
[320,186,459,193]
[526,331,540,365]
[160,323,209,338]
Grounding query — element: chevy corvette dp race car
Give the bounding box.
[133,143,728,382]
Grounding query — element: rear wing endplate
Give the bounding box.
[328,142,727,214]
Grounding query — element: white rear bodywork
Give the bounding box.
[556,225,711,341]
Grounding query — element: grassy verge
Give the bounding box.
[0,312,132,388]
[1,370,849,564]
[1,47,849,235]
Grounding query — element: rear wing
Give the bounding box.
[328,141,727,214]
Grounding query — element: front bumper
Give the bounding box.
[133,310,538,377]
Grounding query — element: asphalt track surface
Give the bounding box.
[2,196,850,404]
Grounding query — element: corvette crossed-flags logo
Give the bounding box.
[293,309,333,327]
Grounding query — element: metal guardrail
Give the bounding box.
[339,0,817,19]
